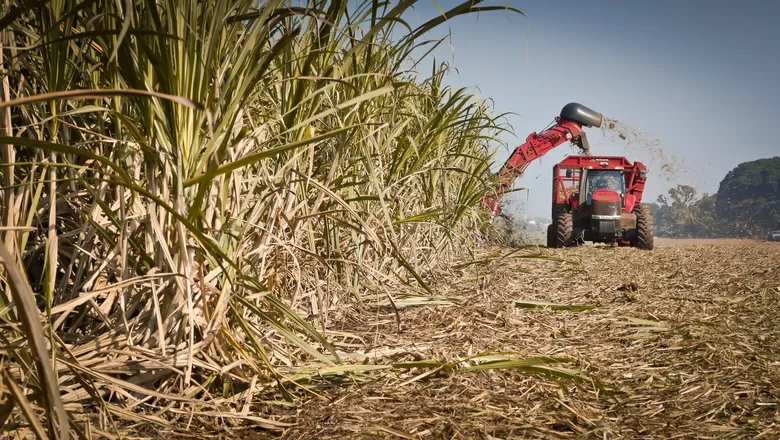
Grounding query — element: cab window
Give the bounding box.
[583,170,625,205]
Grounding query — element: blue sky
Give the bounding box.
[405,1,780,218]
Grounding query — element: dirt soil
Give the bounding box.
[248,239,780,439]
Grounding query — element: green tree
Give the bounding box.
[716,157,780,236]
[651,185,721,238]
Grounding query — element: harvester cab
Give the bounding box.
[547,156,654,250]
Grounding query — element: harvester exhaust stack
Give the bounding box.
[559,102,603,128]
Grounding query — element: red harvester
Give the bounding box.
[547,155,654,249]
[484,102,655,250]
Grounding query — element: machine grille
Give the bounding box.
[599,221,616,234]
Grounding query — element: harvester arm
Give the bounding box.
[484,119,587,216]
[484,103,603,216]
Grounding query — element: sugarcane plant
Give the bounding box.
[0,0,520,437]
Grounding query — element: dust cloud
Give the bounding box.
[599,117,687,183]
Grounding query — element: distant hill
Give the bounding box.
[650,157,780,238]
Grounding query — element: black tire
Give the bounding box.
[634,205,654,250]
[546,224,555,248]
[553,212,574,248]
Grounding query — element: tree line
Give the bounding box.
[649,157,780,238]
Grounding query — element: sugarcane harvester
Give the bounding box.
[484,103,655,250]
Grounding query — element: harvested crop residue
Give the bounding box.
[245,240,780,439]
[599,118,686,182]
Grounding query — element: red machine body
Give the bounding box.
[549,156,654,249]
[552,156,647,213]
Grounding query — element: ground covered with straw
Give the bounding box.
[1,2,518,437]
[2,2,778,439]
[241,239,780,439]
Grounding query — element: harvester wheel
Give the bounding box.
[553,212,574,248]
[634,205,655,250]
[546,224,555,248]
